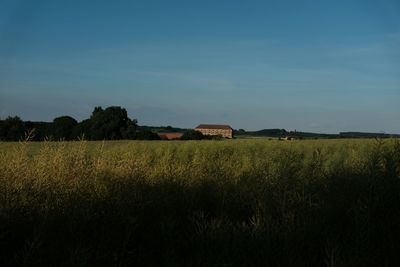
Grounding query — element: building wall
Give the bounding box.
[195,128,233,138]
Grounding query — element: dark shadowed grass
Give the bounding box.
[0,139,399,266]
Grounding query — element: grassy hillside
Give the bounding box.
[1,139,400,266]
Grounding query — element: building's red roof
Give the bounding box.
[195,124,232,130]
[157,132,184,140]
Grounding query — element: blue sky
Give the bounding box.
[0,0,399,133]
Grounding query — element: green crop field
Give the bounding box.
[1,139,400,266]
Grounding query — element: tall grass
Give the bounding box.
[0,139,399,266]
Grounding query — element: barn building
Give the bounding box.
[195,124,233,139]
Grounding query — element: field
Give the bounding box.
[1,139,400,266]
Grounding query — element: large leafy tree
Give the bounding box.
[52,116,78,140]
[88,106,135,140]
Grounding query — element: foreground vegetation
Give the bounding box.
[1,139,400,266]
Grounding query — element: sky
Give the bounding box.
[0,0,399,133]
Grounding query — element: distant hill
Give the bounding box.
[138,125,188,133]
[234,129,400,139]
[339,132,400,139]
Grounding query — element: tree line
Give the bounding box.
[0,106,161,141]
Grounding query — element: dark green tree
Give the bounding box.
[0,116,25,141]
[71,119,91,140]
[180,130,205,140]
[52,116,78,140]
[88,106,130,140]
[122,118,138,139]
[24,121,52,141]
[134,129,161,140]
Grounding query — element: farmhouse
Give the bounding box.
[195,124,233,139]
